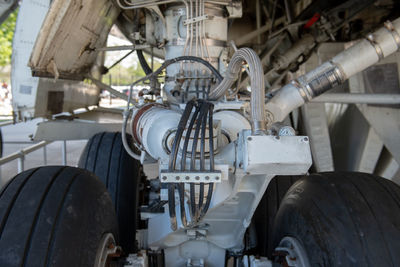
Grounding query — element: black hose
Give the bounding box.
[168,183,177,230]
[167,100,194,229]
[189,101,209,220]
[168,100,195,171]
[180,101,201,222]
[153,56,223,83]
[178,183,187,227]
[198,104,209,216]
[208,104,215,172]
[137,50,153,75]
[190,183,196,219]
[181,102,200,170]
[190,101,209,170]
[200,103,215,217]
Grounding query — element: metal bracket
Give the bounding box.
[183,15,209,26]
[366,33,384,60]
[160,171,222,183]
[384,20,400,50]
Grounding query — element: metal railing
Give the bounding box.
[0,140,53,173]
[0,121,71,181]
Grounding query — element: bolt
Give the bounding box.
[185,176,190,181]
[215,176,220,181]
[205,176,210,180]
[274,136,280,140]
[175,176,180,181]
[303,137,309,142]
[162,176,167,181]
[247,137,252,141]
[195,176,200,180]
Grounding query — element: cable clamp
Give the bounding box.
[384,20,400,51]
[366,33,384,60]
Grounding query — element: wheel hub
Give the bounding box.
[274,236,311,267]
[94,233,122,267]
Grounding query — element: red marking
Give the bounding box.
[304,13,321,29]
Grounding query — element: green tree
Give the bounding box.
[0,10,17,67]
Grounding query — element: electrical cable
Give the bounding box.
[197,102,209,219]
[122,55,222,228]
[200,103,215,217]
[167,100,195,229]
[169,100,195,171]
[190,101,209,220]
[137,50,153,75]
[181,102,201,220]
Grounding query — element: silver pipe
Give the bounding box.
[96,45,150,51]
[266,17,400,123]
[90,78,128,101]
[0,141,51,166]
[311,93,400,104]
[209,48,266,133]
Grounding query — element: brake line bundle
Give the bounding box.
[167,99,215,230]
[122,56,222,161]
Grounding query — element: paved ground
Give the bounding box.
[0,119,88,186]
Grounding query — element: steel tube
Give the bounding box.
[62,140,67,165]
[96,45,150,51]
[0,141,52,166]
[312,93,400,104]
[266,17,400,123]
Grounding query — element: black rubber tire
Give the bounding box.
[0,166,118,267]
[271,172,400,266]
[0,128,3,158]
[78,132,141,254]
[252,175,301,256]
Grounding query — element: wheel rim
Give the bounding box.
[94,233,121,267]
[274,236,311,267]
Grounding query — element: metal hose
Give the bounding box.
[266,18,400,123]
[208,48,266,133]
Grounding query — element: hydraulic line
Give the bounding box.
[197,105,209,219]
[168,100,195,171]
[167,100,195,229]
[181,102,201,219]
[190,101,209,220]
[208,48,266,133]
[266,18,400,123]
[137,50,152,75]
[200,103,214,217]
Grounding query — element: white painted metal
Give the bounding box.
[160,171,222,183]
[11,0,100,120]
[242,255,272,267]
[242,134,312,175]
[266,17,400,123]
[11,0,50,119]
[275,236,311,267]
[123,253,148,267]
[131,106,181,160]
[34,120,122,141]
[349,52,400,170]
[0,0,17,24]
[312,93,400,104]
[148,130,312,266]
[301,103,334,172]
